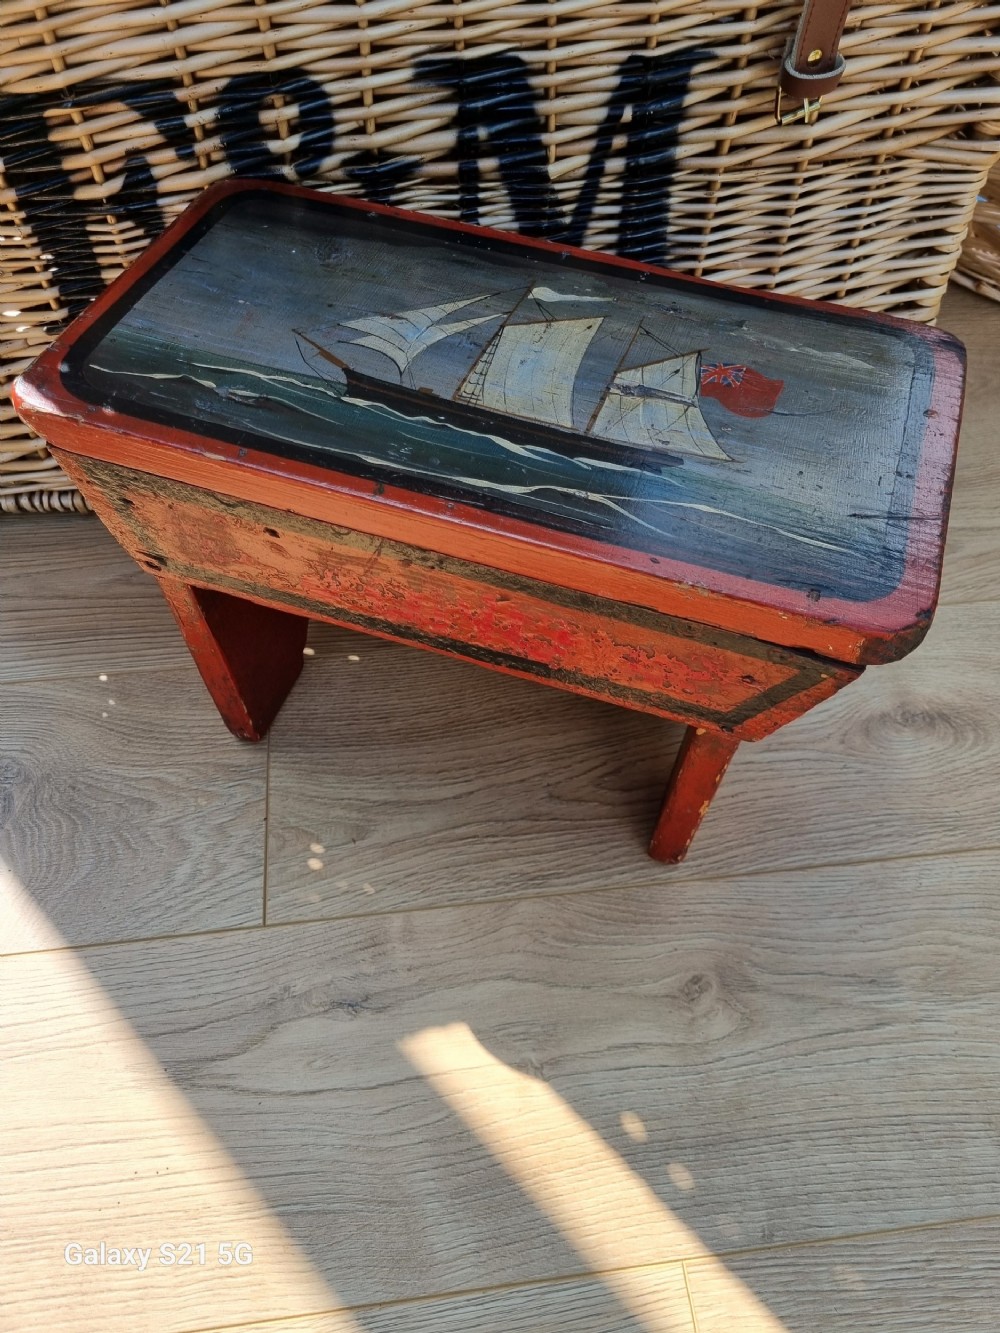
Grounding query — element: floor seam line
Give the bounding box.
[678,1211,1000,1264]
[682,1258,702,1333]
[5,840,1000,959]
[165,1255,706,1333]
[140,1213,1000,1333]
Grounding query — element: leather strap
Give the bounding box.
[779,0,852,102]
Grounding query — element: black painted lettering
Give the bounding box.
[215,72,335,178]
[342,149,419,204]
[565,48,712,261]
[0,91,105,317]
[416,52,561,238]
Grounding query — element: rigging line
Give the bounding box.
[610,323,643,381]
[640,318,702,362]
[289,331,352,386]
[531,295,556,324]
[483,285,522,306]
[293,333,336,384]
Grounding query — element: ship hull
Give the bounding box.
[338,366,686,473]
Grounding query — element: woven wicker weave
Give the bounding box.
[3,0,999,513]
[955,128,1000,302]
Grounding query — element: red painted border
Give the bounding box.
[13,177,965,665]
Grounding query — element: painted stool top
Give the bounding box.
[16,180,964,665]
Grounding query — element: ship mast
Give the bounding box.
[455,285,603,430]
[293,328,350,373]
[585,324,642,435]
[453,284,534,405]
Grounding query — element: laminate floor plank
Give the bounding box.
[265,622,682,919]
[0,664,266,952]
[266,602,1000,921]
[190,1268,695,1333]
[686,1218,1000,1332]
[4,850,999,1330]
[938,526,1000,608]
[0,513,189,683]
[937,287,1000,604]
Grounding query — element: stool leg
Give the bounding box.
[158,578,309,741]
[649,726,739,863]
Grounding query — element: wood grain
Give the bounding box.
[5,849,1000,1330]
[0,664,266,953]
[192,1268,695,1333]
[649,727,740,863]
[265,622,686,921]
[667,598,1000,879]
[686,1219,1000,1332]
[939,527,1000,608]
[937,287,1000,605]
[266,602,1000,921]
[0,513,189,684]
[71,457,857,742]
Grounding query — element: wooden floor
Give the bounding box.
[2,286,998,1332]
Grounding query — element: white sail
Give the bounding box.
[591,353,732,460]
[343,296,497,378]
[462,317,602,430]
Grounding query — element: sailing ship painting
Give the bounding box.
[72,189,930,603]
[293,284,782,471]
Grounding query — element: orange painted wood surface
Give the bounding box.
[158,580,308,741]
[62,454,858,743]
[649,728,741,863]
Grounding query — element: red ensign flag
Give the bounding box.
[699,363,784,418]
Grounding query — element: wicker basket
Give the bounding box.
[955,125,1000,303]
[3,0,999,514]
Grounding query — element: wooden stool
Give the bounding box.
[14,181,964,862]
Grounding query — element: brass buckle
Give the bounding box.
[773,88,822,126]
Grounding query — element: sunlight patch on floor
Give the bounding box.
[0,865,354,1333]
[401,1021,788,1333]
